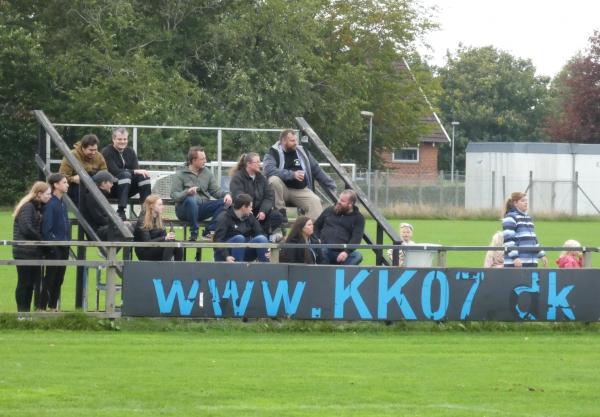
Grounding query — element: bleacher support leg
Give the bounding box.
[75,226,86,309]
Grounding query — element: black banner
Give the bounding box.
[122,262,600,321]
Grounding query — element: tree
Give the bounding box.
[436,46,551,173]
[0,11,53,204]
[545,31,600,142]
[1,0,438,203]
[308,0,439,164]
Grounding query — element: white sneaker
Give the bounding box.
[269,232,283,243]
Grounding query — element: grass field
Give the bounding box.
[2,208,600,417]
[1,322,600,417]
[1,210,598,313]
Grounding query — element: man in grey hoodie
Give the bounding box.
[263,129,336,220]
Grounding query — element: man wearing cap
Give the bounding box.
[102,127,152,220]
[80,170,122,241]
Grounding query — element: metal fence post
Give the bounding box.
[105,246,118,314]
[491,171,496,209]
[384,171,389,206]
[374,170,379,206]
[437,250,447,267]
[132,127,138,154]
[583,249,593,268]
[217,129,223,188]
[572,171,578,215]
[37,126,47,181]
[529,171,534,211]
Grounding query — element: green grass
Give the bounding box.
[2,204,600,417]
[1,210,599,313]
[1,328,599,416]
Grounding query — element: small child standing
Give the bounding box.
[484,231,504,268]
[387,223,416,266]
[556,239,583,268]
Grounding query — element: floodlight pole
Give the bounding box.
[451,121,460,182]
[361,111,374,200]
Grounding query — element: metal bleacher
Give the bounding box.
[33,111,402,312]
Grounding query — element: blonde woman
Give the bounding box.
[484,231,504,268]
[134,194,183,261]
[13,181,52,312]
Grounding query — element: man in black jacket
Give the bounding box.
[213,193,269,263]
[80,170,123,241]
[102,127,151,220]
[229,152,284,242]
[314,189,364,265]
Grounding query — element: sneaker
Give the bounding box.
[189,233,198,242]
[201,231,215,241]
[269,231,283,243]
[117,209,127,221]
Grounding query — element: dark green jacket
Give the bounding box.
[170,166,228,204]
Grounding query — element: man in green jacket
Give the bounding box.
[170,146,232,241]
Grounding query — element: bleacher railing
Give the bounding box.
[4,239,595,318]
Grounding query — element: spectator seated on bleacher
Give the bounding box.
[59,134,107,207]
[213,193,269,263]
[80,170,129,241]
[102,127,151,221]
[314,190,364,266]
[170,146,232,241]
[263,129,337,221]
[134,194,183,261]
[229,152,284,242]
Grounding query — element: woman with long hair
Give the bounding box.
[502,192,548,268]
[134,194,183,261]
[12,181,52,312]
[279,216,324,264]
[41,173,70,311]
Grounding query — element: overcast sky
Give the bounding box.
[417,0,600,78]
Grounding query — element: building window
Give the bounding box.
[392,147,419,162]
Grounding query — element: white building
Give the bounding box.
[465,142,600,215]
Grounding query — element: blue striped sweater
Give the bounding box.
[502,208,545,266]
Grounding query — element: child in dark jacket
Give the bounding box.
[41,173,71,311]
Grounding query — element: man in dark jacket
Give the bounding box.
[263,129,336,220]
[102,127,151,220]
[213,193,269,263]
[229,152,284,242]
[314,189,364,265]
[80,170,123,241]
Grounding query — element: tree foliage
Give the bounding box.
[436,46,551,172]
[1,0,438,203]
[545,31,600,142]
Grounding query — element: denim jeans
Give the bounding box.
[175,196,225,237]
[214,234,269,262]
[324,249,362,265]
